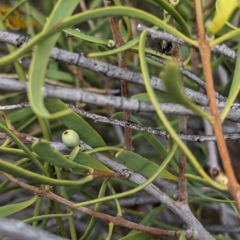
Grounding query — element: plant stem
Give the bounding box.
[195,1,240,212]
[105,0,133,151]
[167,7,188,203]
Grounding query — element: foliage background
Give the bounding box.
[0,0,240,239]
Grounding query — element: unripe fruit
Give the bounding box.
[214,172,228,186]
[107,39,115,47]
[62,129,80,148]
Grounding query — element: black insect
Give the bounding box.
[156,41,173,55]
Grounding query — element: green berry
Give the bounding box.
[62,129,80,148]
[107,39,115,47]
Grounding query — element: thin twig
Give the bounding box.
[105,0,132,151]
[203,119,220,171]
[167,12,187,203]
[131,48,225,101]
[195,1,240,212]
[1,111,240,144]
[0,172,192,239]
[1,77,240,122]
[136,24,237,60]
[0,30,234,108]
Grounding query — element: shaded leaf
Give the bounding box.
[125,205,163,237]
[119,232,154,240]
[131,92,171,103]
[116,150,178,181]
[32,140,92,172]
[0,196,38,218]
[179,232,186,240]
[162,61,212,122]
[74,152,111,173]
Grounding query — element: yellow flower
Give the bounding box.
[207,0,239,36]
[0,5,28,30]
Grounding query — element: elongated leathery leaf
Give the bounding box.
[80,179,109,240]
[0,196,38,218]
[32,140,93,172]
[28,0,79,119]
[221,39,240,121]
[74,152,111,173]
[0,158,92,186]
[162,61,213,122]
[116,150,178,181]
[0,123,46,175]
[125,205,164,238]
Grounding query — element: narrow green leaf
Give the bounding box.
[0,158,92,186]
[115,150,178,181]
[188,183,235,204]
[46,69,75,83]
[24,212,73,224]
[74,152,111,173]
[66,178,103,198]
[179,232,186,240]
[0,147,27,157]
[69,146,81,161]
[162,61,212,122]
[28,0,79,118]
[0,123,46,175]
[125,205,163,237]
[63,28,108,45]
[88,37,138,58]
[7,108,33,124]
[153,0,191,37]
[221,40,240,120]
[80,179,109,240]
[131,92,171,103]
[32,140,93,172]
[0,196,38,218]
[106,222,114,240]
[119,232,154,240]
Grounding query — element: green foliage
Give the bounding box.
[161,61,212,122]
[0,0,238,239]
[32,140,93,172]
[45,98,106,147]
[116,150,178,181]
[0,196,38,218]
